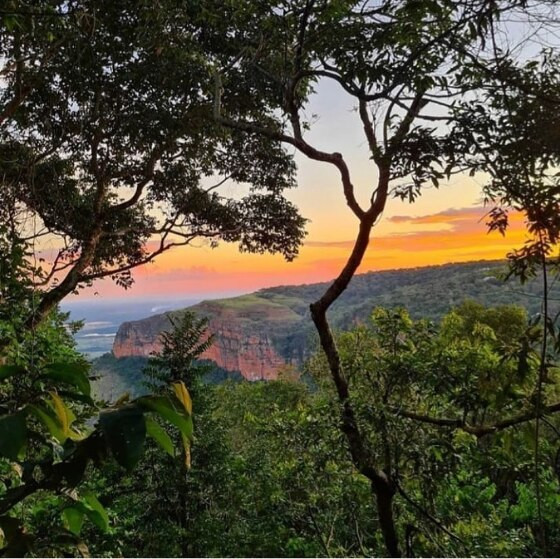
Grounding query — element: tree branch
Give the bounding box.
[391,401,560,437]
[213,70,365,219]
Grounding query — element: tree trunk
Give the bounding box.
[310,303,401,556]
[373,478,400,557]
[308,206,403,556]
[25,227,104,330]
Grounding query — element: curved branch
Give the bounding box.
[213,71,365,219]
[391,401,560,438]
[358,98,380,160]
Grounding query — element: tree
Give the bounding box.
[0,5,308,546]
[93,373,379,557]
[211,0,548,554]
[0,0,306,333]
[88,314,362,558]
[307,303,560,556]
[0,224,198,555]
[76,312,212,557]
[451,46,560,552]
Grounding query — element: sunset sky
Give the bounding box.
[75,81,530,301]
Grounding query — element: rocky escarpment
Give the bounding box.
[112,295,307,381]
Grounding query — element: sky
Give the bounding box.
[74,80,530,302]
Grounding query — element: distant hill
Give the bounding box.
[109,260,558,383]
[63,296,203,359]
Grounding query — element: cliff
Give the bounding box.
[113,295,308,381]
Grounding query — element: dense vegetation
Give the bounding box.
[91,353,242,401]
[110,260,560,383]
[26,302,560,557]
[265,261,560,326]
[0,229,198,556]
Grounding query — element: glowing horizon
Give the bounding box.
[72,202,530,301]
[67,82,534,302]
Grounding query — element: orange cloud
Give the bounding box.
[388,206,490,225]
[308,206,528,252]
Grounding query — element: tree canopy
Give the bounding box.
[0,0,306,330]
[1,1,560,556]
[208,1,560,554]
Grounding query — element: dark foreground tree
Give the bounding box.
[0,230,199,555]
[212,0,560,554]
[451,49,560,554]
[307,303,560,556]
[0,0,305,334]
[0,4,307,548]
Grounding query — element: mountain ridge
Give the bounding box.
[111,259,555,380]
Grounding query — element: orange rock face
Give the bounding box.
[112,323,164,360]
[112,299,303,381]
[196,322,286,381]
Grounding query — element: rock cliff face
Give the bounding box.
[112,296,306,381]
[113,261,527,382]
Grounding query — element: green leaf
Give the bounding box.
[27,404,66,443]
[43,362,91,397]
[0,365,25,381]
[145,416,174,457]
[138,396,193,441]
[0,413,27,460]
[47,392,83,441]
[173,381,192,415]
[49,392,71,436]
[62,506,85,536]
[99,406,146,471]
[81,491,109,532]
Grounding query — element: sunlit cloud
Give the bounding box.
[306,206,528,252]
[388,206,491,225]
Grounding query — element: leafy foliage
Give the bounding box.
[0,0,306,328]
[2,0,560,556]
[62,300,559,558]
[0,227,195,555]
